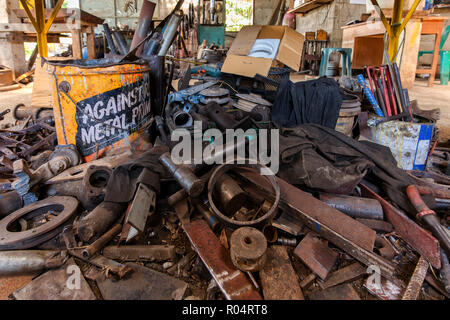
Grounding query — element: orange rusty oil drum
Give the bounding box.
[46,58,152,162]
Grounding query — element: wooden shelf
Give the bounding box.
[288,0,334,15]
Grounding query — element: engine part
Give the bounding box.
[319,193,384,220]
[172,108,193,128]
[0,190,23,218]
[103,245,176,262]
[208,161,280,229]
[214,173,246,216]
[75,201,126,243]
[0,196,79,250]
[12,144,81,199]
[0,250,66,276]
[82,224,122,258]
[159,152,204,197]
[199,87,230,105]
[229,227,267,272]
[47,165,112,210]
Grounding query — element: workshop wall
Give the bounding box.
[254,0,276,25]
[295,0,367,48]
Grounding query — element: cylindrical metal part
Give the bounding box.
[13,103,39,121]
[130,0,156,56]
[194,202,220,232]
[103,23,119,55]
[319,193,384,220]
[214,174,246,216]
[0,250,64,276]
[172,109,193,127]
[159,152,204,197]
[276,237,298,247]
[158,13,182,56]
[113,31,129,55]
[76,201,125,243]
[142,37,161,57]
[0,191,23,218]
[202,136,248,165]
[230,227,267,272]
[81,224,122,258]
[440,249,450,293]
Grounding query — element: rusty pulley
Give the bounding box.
[0,196,79,250]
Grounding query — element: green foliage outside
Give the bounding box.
[225,0,252,32]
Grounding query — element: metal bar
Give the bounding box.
[35,0,48,57]
[183,220,262,300]
[402,256,428,300]
[399,0,423,32]
[369,0,392,37]
[19,0,39,31]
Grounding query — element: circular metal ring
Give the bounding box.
[0,196,79,250]
[207,160,280,229]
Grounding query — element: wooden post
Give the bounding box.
[71,30,83,59]
[86,26,96,59]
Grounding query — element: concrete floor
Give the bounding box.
[409,79,450,143]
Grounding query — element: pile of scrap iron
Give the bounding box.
[0,0,449,301]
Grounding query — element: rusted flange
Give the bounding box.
[230,227,267,272]
[207,161,280,229]
[84,165,112,199]
[0,196,79,250]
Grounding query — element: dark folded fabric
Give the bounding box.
[105,146,167,203]
[272,76,343,129]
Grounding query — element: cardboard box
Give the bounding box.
[221,25,305,78]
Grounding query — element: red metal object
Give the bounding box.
[183,220,262,300]
[130,0,156,56]
[360,183,441,269]
[406,185,436,218]
[385,67,398,115]
[379,66,392,117]
[414,185,450,200]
